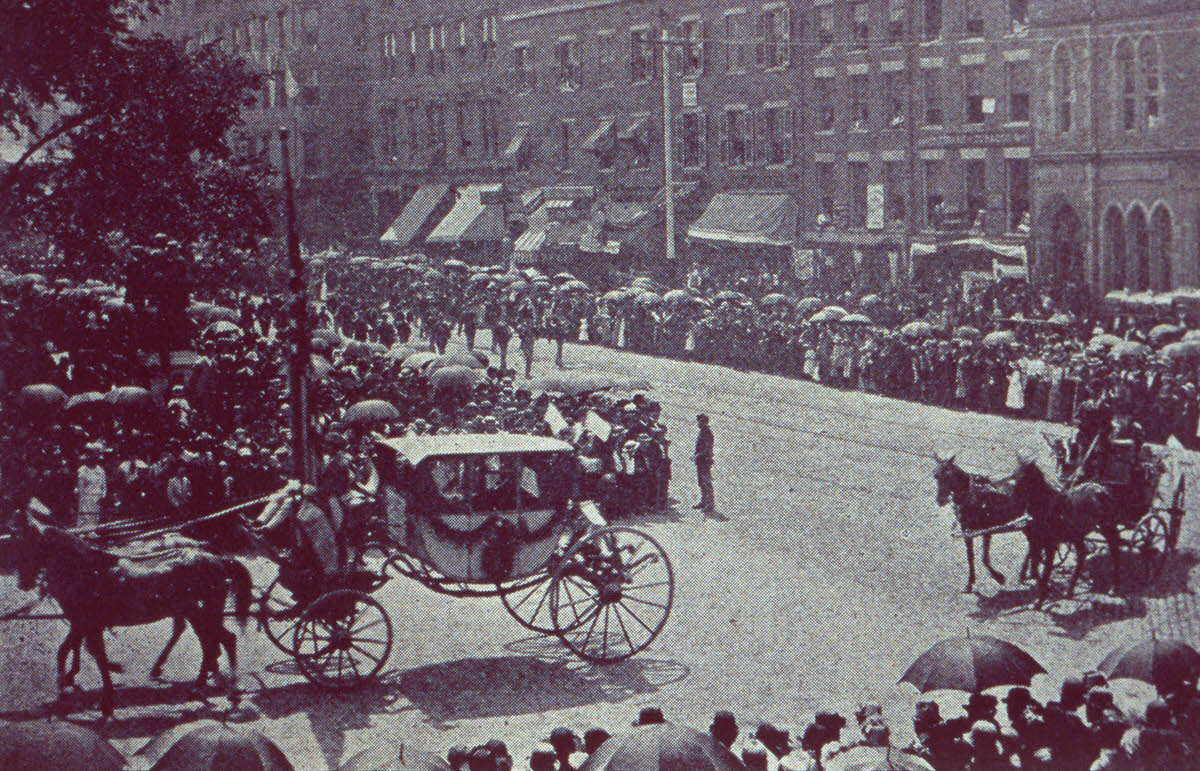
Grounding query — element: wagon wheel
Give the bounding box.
[1131,514,1170,582]
[293,589,393,689]
[499,568,558,634]
[549,526,673,663]
[259,576,303,656]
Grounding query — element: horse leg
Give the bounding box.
[218,623,240,708]
[151,617,187,680]
[981,534,1006,585]
[1034,541,1055,609]
[57,627,82,690]
[84,630,115,718]
[1065,537,1087,597]
[963,536,978,594]
[1104,527,1123,596]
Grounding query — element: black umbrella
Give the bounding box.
[340,742,450,771]
[430,352,485,370]
[143,722,293,771]
[0,721,125,771]
[1099,637,1200,691]
[18,383,68,410]
[900,636,1046,693]
[579,723,746,771]
[65,391,107,414]
[344,399,401,426]
[429,365,484,392]
[105,385,157,410]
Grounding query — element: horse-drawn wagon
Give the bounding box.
[249,432,675,688]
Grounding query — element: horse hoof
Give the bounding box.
[995,575,1007,586]
[107,663,124,674]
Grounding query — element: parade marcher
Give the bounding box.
[494,320,511,373]
[694,413,715,516]
[74,442,107,529]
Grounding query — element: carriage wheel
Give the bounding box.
[293,589,393,689]
[1131,515,1170,581]
[259,576,303,656]
[499,570,558,634]
[549,526,673,663]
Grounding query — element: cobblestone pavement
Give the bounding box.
[0,333,1195,768]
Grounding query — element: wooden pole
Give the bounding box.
[280,127,312,484]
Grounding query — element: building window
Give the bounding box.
[963,65,985,124]
[850,2,869,50]
[923,159,943,226]
[1006,158,1029,232]
[964,159,986,223]
[456,102,469,156]
[300,81,319,106]
[759,6,791,69]
[1150,205,1172,290]
[403,100,418,160]
[763,104,790,165]
[923,0,941,42]
[480,13,498,64]
[1115,38,1135,131]
[923,68,942,126]
[383,32,399,74]
[724,12,747,72]
[680,111,704,167]
[1009,0,1028,33]
[850,74,869,129]
[409,29,419,71]
[555,39,579,90]
[1139,37,1162,129]
[884,161,906,223]
[816,5,835,52]
[302,131,320,173]
[427,25,446,74]
[631,28,653,82]
[426,103,446,154]
[1007,60,1030,123]
[723,107,747,167]
[457,20,470,67]
[885,71,906,127]
[849,162,869,226]
[480,100,499,156]
[679,19,704,76]
[964,0,984,37]
[817,77,835,130]
[816,162,836,218]
[1055,43,1075,133]
[558,121,572,169]
[301,7,318,46]
[887,0,905,43]
[513,44,534,92]
[277,10,289,49]
[380,107,398,159]
[598,32,615,85]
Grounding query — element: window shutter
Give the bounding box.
[755,14,766,67]
[673,112,684,168]
[700,21,708,75]
[719,111,729,165]
[701,112,709,166]
[750,108,761,165]
[782,8,793,68]
[785,107,796,166]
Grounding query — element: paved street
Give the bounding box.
[1,334,1197,768]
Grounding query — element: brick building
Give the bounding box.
[1029,0,1200,298]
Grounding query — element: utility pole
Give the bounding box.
[660,10,676,268]
[280,127,311,484]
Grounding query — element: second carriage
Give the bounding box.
[246,433,674,689]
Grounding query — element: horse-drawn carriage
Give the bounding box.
[248,433,675,688]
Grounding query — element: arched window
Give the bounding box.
[1115,38,1136,132]
[1128,206,1149,291]
[1104,206,1126,291]
[1054,43,1074,133]
[1151,205,1172,290]
[1138,37,1162,129]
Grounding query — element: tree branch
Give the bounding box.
[0,110,99,191]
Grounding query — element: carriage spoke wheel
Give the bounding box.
[500,570,557,633]
[260,576,303,656]
[549,526,673,663]
[1131,515,1169,582]
[293,589,393,689]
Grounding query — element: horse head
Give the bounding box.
[932,453,960,506]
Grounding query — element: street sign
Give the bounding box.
[681,81,697,108]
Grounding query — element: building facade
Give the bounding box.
[1029,0,1200,297]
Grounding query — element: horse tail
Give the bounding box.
[222,557,253,626]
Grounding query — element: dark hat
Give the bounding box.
[814,711,846,730]
[583,728,611,754]
[635,706,666,725]
[697,413,709,423]
[1145,698,1172,727]
[1003,687,1032,705]
[967,693,998,712]
[548,727,579,753]
[914,701,941,722]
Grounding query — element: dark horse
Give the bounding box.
[933,454,1031,593]
[14,511,252,717]
[1010,459,1126,608]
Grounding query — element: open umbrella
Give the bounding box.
[554,372,616,395]
[430,352,485,370]
[900,321,934,338]
[601,289,630,303]
[106,385,157,410]
[553,272,577,283]
[340,743,450,771]
[312,328,344,346]
[103,298,133,314]
[1108,341,1152,361]
[953,326,982,341]
[203,320,241,339]
[1159,341,1200,361]
[809,308,844,324]
[839,313,873,326]
[1047,312,1074,326]
[402,351,441,370]
[823,746,934,771]
[19,383,68,410]
[759,293,795,307]
[612,378,653,393]
[442,259,468,271]
[528,373,571,394]
[1148,324,1184,348]
[900,636,1046,693]
[0,720,125,771]
[344,399,401,426]
[143,722,293,771]
[630,277,666,293]
[712,291,750,304]
[579,723,746,771]
[662,289,693,303]
[1099,638,1200,692]
[982,330,1016,347]
[562,279,590,292]
[429,365,485,392]
[636,292,664,306]
[385,345,419,361]
[1088,333,1123,350]
[65,391,107,414]
[309,354,334,379]
[342,339,388,359]
[796,297,824,316]
[858,294,883,307]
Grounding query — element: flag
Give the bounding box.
[584,410,611,442]
[520,466,539,498]
[284,63,300,100]
[544,403,568,435]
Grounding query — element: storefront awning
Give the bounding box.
[800,230,896,247]
[583,118,615,152]
[380,182,451,244]
[426,183,506,243]
[503,124,530,159]
[687,191,796,247]
[618,115,648,141]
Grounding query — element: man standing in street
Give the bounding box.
[693,414,716,516]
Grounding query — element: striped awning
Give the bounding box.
[426,183,506,243]
[380,183,450,244]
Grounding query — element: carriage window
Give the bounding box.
[430,458,468,501]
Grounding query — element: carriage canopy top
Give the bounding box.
[375,434,573,466]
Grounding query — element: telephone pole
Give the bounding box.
[660,9,676,267]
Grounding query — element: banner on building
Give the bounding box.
[866,184,885,230]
